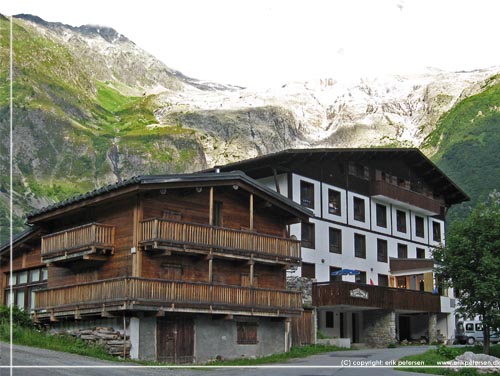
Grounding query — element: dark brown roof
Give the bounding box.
[26,171,313,223]
[211,148,469,206]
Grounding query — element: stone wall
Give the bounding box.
[287,276,314,306]
[363,310,396,347]
[51,327,131,358]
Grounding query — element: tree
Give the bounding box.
[433,194,500,354]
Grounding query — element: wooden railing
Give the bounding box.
[313,281,441,313]
[139,218,301,260]
[34,277,302,313]
[41,223,115,257]
[371,180,442,214]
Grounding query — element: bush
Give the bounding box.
[435,345,461,360]
[0,305,33,328]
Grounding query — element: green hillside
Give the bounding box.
[426,76,500,223]
[0,16,204,240]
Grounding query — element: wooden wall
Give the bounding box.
[22,184,291,291]
[0,241,44,305]
[46,196,136,289]
[141,188,286,237]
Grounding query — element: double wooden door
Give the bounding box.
[157,317,194,364]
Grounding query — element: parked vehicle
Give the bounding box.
[455,320,500,345]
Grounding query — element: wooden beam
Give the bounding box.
[82,254,108,261]
[209,187,214,225]
[208,257,213,283]
[272,168,281,194]
[249,194,254,230]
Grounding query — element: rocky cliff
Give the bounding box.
[1,14,499,238]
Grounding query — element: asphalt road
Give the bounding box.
[0,342,432,376]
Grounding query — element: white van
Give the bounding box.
[455,320,500,345]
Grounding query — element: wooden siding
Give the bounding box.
[313,281,441,313]
[0,244,44,305]
[46,197,135,289]
[139,218,300,263]
[34,277,302,317]
[291,309,314,346]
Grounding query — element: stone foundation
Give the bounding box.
[363,310,396,347]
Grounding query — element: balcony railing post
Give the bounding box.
[91,224,97,244]
[154,219,159,239]
[64,230,68,250]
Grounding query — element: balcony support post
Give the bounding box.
[249,259,255,287]
[208,254,213,283]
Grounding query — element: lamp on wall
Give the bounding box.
[196,187,203,193]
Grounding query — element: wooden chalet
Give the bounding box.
[1,171,312,363]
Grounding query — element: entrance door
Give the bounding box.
[157,318,194,364]
[340,312,345,338]
[351,313,359,343]
[398,316,411,341]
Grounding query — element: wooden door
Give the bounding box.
[157,318,194,364]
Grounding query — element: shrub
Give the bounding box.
[436,345,461,360]
[0,305,33,328]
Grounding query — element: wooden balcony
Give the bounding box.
[139,218,301,265]
[313,281,441,313]
[371,180,442,215]
[390,258,434,273]
[41,223,115,264]
[33,277,302,320]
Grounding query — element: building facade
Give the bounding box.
[1,171,311,363]
[215,148,469,346]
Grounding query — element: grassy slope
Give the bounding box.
[425,77,500,223]
[0,17,202,240]
[397,344,500,375]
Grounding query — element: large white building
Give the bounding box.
[216,148,468,346]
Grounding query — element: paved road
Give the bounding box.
[0,342,432,376]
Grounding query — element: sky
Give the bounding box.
[3,0,500,88]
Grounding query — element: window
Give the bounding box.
[300,181,315,209]
[325,311,334,328]
[376,203,387,228]
[328,189,341,215]
[349,162,369,180]
[237,322,258,344]
[5,267,48,310]
[301,263,316,279]
[397,243,408,259]
[161,264,182,280]
[353,197,365,222]
[432,221,442,242]
[330,266,341,282]
[396,210,407,233]
[355,271,366,284]
[329,228,342,254]
[212,201,223,226]
[416,248,425,259]
[377,239,388,263]
[397,276,407,289]
[378,274,389,287]
[465,323,474,332]
[354,234,366,259]
[415,216,425,238]
[301,223,315,249]
[241,273,259,287]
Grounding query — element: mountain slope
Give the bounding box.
[1,14,500,241]
[424,74,500,221]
